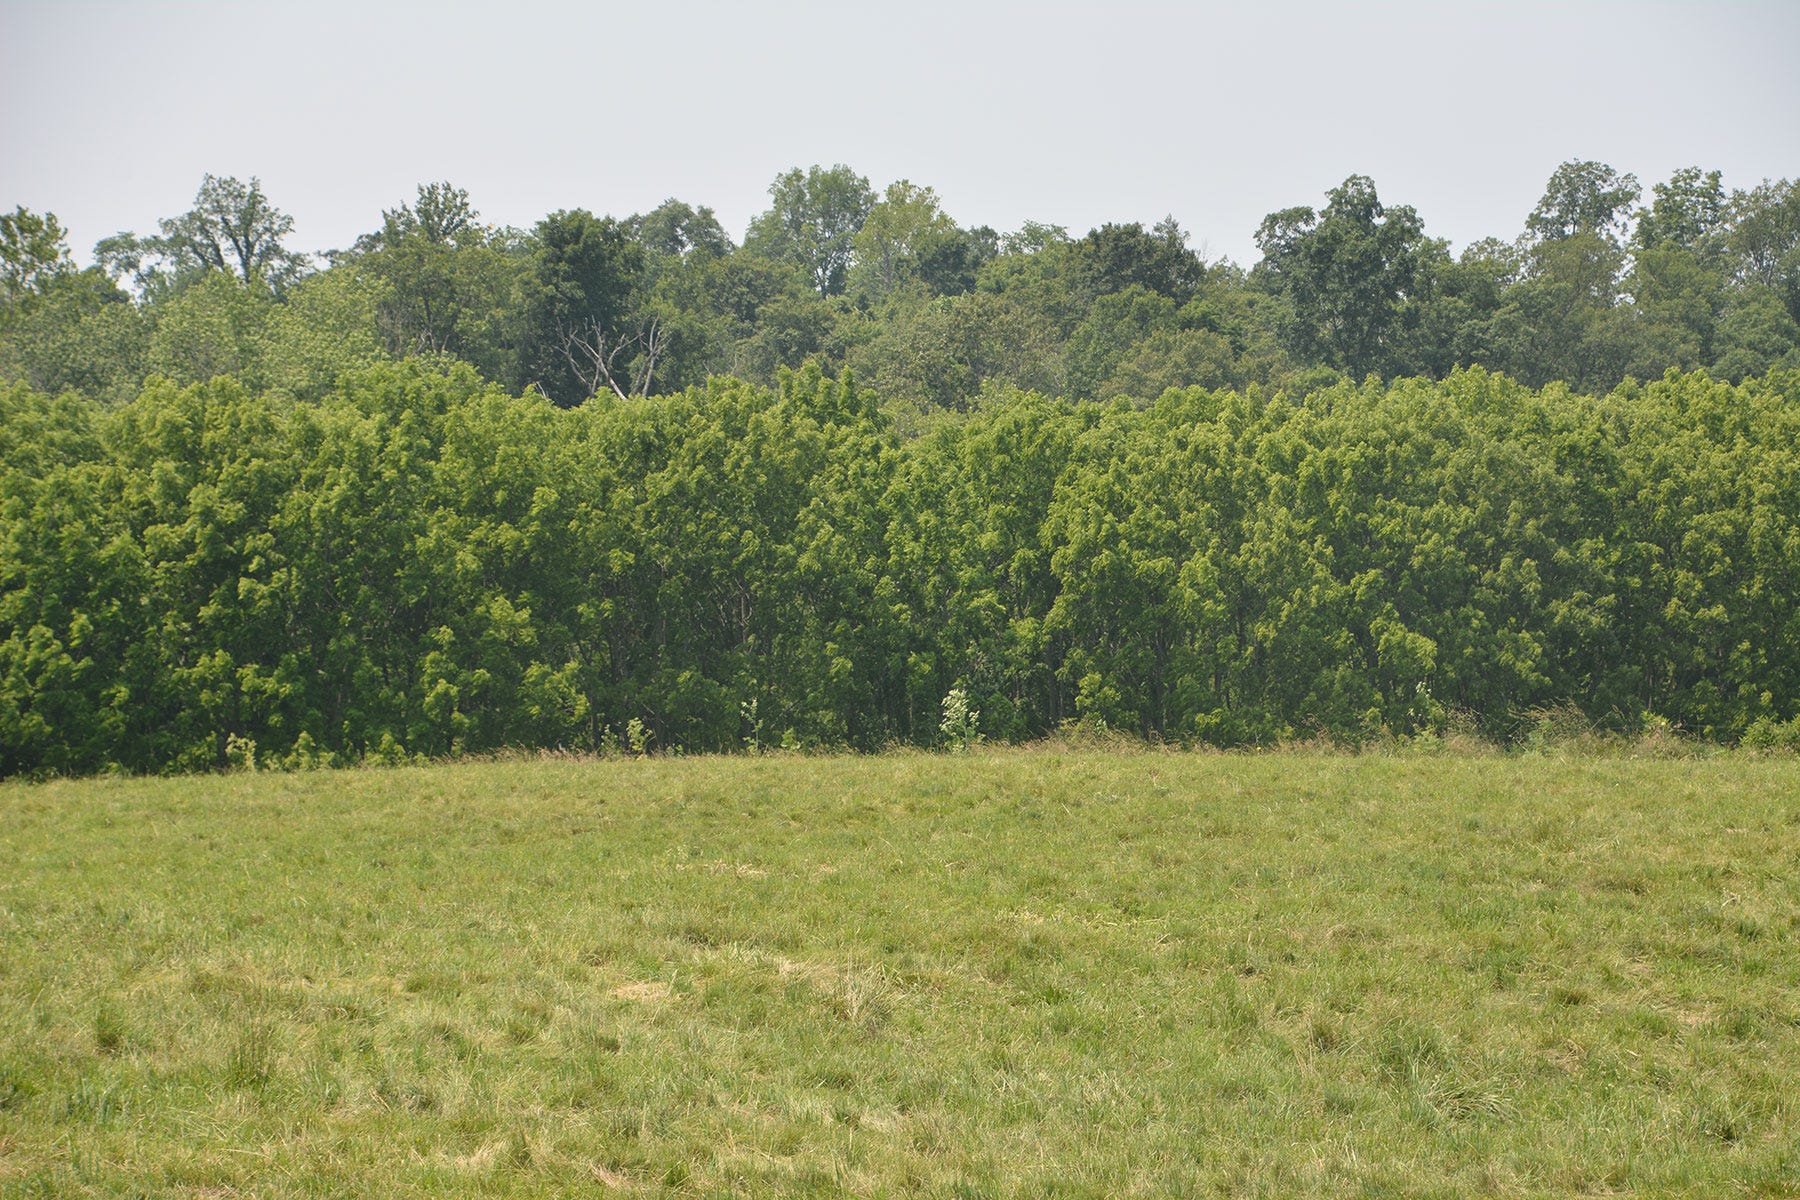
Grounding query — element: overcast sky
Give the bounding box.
[3,0,1796,269]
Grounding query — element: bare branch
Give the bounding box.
[558,314,665,401]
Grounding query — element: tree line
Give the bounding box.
[4,359,1797,776]
[4,163,1799,773]
[4,161,1798,415]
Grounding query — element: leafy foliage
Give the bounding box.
[3,360,1797,775]
[10,161,1800,415]
[95,174,309,298]
[6,162,1800,772]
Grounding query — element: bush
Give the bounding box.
[1741,715,1800,753]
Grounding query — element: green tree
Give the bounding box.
[353,184,525,381]
[1064,285,1177,398]
[1725,178,1800,324]
[1100,327,1242,400]
[1708,178,1800,378]
[97,174,309,297]
[1711,288,1800,381]
[640,248,832,388]
[375,181,482,248]
[846,290,1063,409]
[516,209,648,403]
[0,268,148,402]
[1627,242,1723,374]
[974,223,1089,337]
[145,271,275,386]
[1473,161,1641,390]
[1068,218,1206,306]
[1525,160,1641,247]
[744,165,874,297]
[0,207,74,307]
[1485,232,1634,390]
[849,180,964,304]
[1618,168,1733,375]
[631,198,732,264]
[1635,167,1728,263]
[1253,176,1445,378]
[1,209,146,402]
[255,266,391,399]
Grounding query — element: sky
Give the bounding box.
[3,0,1797,269]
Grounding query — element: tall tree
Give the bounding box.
[1472,161,1640,390]
[0,207,74,307]
[848,180,963,303]
[0,267,147,401]
[518,209,647,404]
[1635,167,1728,263]
[1626,167,1732,375]
[1068,218,1207,306]
[743,165,874,297]
[1253,176,1443,378]
[1725,178,1800,322]
[376,181,482,248]
[97,175,309,296]
[631,199,732,263]
[1712,177,1800,377]
[351,183,524,381]
[1524,160,1641,248]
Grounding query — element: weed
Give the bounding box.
[940,688,982,751]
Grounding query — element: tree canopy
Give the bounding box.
[11,159,1795,413]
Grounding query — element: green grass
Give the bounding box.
[2,747,1798,1197]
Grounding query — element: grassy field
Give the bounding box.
[1,747,1797,1198]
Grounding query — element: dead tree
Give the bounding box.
[559,313,666,400]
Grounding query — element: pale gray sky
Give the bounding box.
[3,0,1796,268]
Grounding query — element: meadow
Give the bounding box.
[1,747,1797,1197]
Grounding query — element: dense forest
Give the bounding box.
[3,162,1799,773]
[6,161,1799,411]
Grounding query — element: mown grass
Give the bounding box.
[1,747,1797,1197]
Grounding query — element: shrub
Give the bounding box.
[940,688,981,752]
